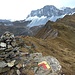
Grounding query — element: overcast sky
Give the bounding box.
[0,0,75,21]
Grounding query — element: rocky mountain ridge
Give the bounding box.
[32,14,75,75]
[0,19,13,26]
[26,5,75,27]
[0,20,32,36]
[27,5,75,18]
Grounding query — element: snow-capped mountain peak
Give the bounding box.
[26,5,75,27]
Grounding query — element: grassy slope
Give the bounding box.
[20,14,75,75]
[22,27,75,75]
[21,36,75,75]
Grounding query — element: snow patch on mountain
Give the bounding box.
[26,5,75,27]
[49,15,65,21]
[26,16,48,27]
[26,15,65,27]
[26,16,46,21]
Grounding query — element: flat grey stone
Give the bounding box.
[0,61,7,68]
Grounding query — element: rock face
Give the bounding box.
[26,5,75,27]
[31,54,62,75]
[27,5,63,17]
[0,31,62,75]
[27,5,75,18]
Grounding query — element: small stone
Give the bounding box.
[7,60,16,67]
[16,69,21,75]
[16,63,22,69]
[0,42,6,48]
[0,61,7,68]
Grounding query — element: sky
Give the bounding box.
[0,0,75,21]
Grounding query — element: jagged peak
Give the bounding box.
[43,5,57,9]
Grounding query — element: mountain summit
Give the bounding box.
[26,5,75,27]
[27,5,64,17]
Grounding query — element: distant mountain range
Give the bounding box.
[0,20,32,36]
[26,5,75,27]
[0,5,75,36]
[0,5,75,27]
[0,19,13,26]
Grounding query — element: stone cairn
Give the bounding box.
[0,31,22,74]
[0,31,62,75]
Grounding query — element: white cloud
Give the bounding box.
[0,0,75,20]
